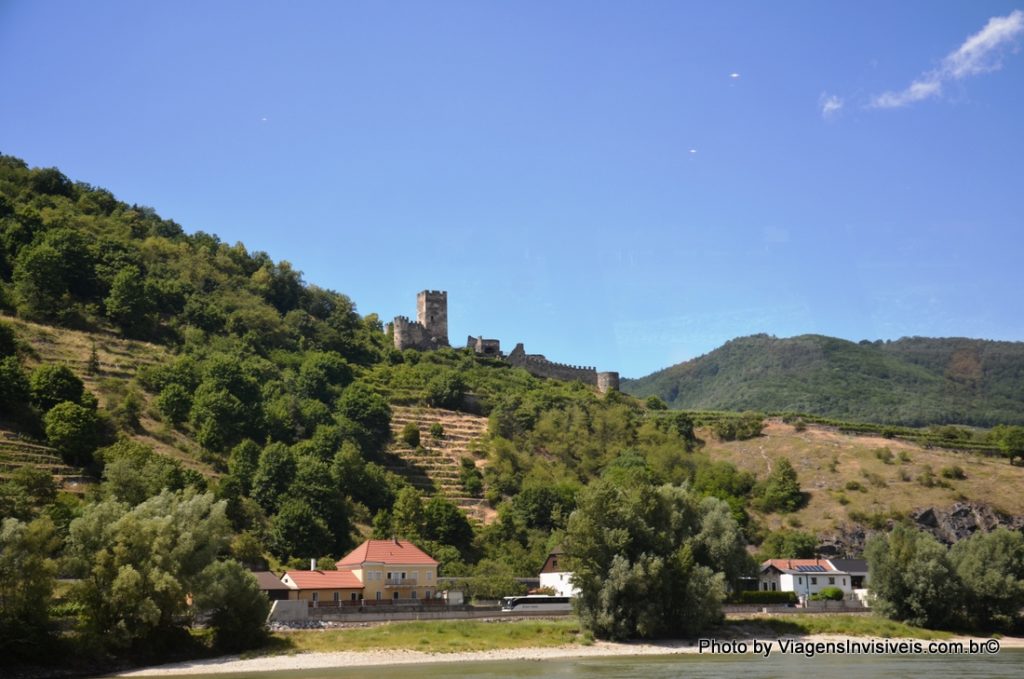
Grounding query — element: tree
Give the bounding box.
[156,383,191,425]
[190,382,247,452]
[426,371,466,410]
[754,457,804,513]
[645,395,668,410]
[12,244,66,319]
[105,265,154,335]
[250,443,296,513]
[993,425,1024,465]
[194,560,269,652]
[0,467,57,521]
[268,499,333,560]
[296,351,353,404]
[65,491,232,653]
[466,559,525,600]
[29,364,85,412]
[563,470,743,640]
[0,356,30,415]
[422,496,474,554]
[390,487,425,540]
[99,439,195,505]
[0,321,17,357]
[949,528,1024,629]
[0,517,59,662]
[227,439,262,495]
[43,401,100,466]
[758,529,818,559]
[865,524,963,629]
[335,382,391,453]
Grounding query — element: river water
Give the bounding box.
[148,650,1024,679]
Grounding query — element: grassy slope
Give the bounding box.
[623,334,1024,426]
[702,420,1024,535]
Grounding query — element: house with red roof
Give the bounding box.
[281,568,364,607]
[758,558,853,599]
[337,538,439,603]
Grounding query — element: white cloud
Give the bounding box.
[820,93,844,118]
[730,72,741,79]
[871,9,1024,109]
[688,148,698,154]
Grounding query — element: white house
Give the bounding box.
[539,547,578,598]
[758,558,853,598]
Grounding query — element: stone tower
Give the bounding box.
[417,290,448,346]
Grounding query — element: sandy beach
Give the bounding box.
[116,634,1024,676]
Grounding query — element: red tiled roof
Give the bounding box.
[284,570,363,590]
[337,539,439,567]
[761,559,838,573]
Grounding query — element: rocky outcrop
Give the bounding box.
[910,502,1024,545]
[817,502,1024,557]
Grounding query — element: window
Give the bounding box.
[843,578,847,586]
[411,591,417,599]
[762,582,768,591]
[351,593,358,601]
[393,591,399,600]
[312,592,319,606]
[771,582,776,591]
[376,591,382,601]
[798,577,803,584]
[811,577,818,585]
[334,592,340,604]
[829,576,835,585]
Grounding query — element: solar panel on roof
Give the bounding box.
[795,565,826,572]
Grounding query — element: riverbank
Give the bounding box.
[116,622,1024,677]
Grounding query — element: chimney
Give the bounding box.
[393,536,400,546]
[310,558,316,571]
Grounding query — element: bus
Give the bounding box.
[500,595,572,612]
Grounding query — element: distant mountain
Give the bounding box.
[622,334,1024,426]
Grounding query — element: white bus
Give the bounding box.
[500,595,572,612]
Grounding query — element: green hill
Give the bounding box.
[622,334,1024,426]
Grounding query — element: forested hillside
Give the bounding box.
[2,155,1023,667]
[623,333,1024,426]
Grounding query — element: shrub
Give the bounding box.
[844,480,865,492]
[400,422,420,448]
[874,448,894,464]
[429,422,444,439]
[811,586,844,601]
[898,451,912,463]
[940,465,966,480]
[793,419,807,432]
[734,591,798,605]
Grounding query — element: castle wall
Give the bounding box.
[506,343,599,386]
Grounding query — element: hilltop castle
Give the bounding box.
[390,290,619,393]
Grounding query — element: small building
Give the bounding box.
[758,559,852,599]
[281,569,364,607]
[539,547,578,598]
[828,558,869,589]
[337,538,440,602]
[251,571,291,601]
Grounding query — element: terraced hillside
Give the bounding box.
[0,431,94,494]
[3,314,211,476]
[382,406,493,523]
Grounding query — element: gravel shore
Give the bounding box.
[116,635,1024,676]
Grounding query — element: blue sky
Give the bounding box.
[2,2,1023,377]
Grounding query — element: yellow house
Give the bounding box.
[338,538,439,602]
[281,569,363,607]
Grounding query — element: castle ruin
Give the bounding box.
[392,290,449,351]
[391,290,619,393]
